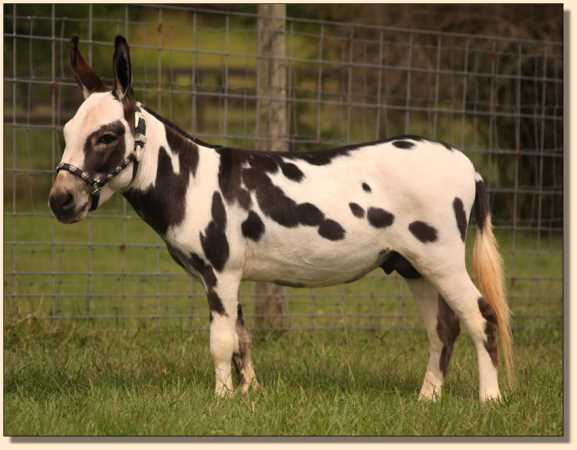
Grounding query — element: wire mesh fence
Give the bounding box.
[3,4,564,331]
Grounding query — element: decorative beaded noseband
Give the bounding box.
[56,108,146,211]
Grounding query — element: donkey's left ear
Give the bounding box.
[70,36,106,99]
[112,35,133,100]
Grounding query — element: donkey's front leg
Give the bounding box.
[207,271,242,397]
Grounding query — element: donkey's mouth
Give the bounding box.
[53,201,90,224]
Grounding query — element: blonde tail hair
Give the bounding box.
[471,174,514,389]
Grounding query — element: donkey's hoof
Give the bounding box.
[240,380,262,396]
[418,391,441,402]
[214,385,235,399]
[480,391,502,403]
[418,381,442,401]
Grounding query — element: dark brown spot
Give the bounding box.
[207,290,226,316]
[380,251,421,279]
[123,142,196,236]
[165,128,199,177]
[188,253,218,289]
[349,202,365,218]
[232,303,252,383]
[318,219,345,241]
[83,121,126,176]
[237,303,245,326]
[295,149,351,166]
[478,297,498,367]
[217,147,245,207]
[241,166,263,191]
[280,161,304,182]
[453,197,468,242]
[474,177,489,232]
[167,246,218,289]
[296,203,325,226]
[242,168,300,228]
[237,189,252,210]
[241,166,337,232]
[386,134,424,142]
[166,247,226,318]
[392,140,415,149]
[200,192,229,272]
[437,296,461,377]
[242,211,265,242]
[408,221,438,243]
[249,153,278,173]
[362,182,372,192]
[367,207,395,228]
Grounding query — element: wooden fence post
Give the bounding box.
[254,4,288,330]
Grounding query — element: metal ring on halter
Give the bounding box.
[55,108,146,212]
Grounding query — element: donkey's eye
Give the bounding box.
[96,133,118,146]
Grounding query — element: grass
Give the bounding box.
[4,318,563,436]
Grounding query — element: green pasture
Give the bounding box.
[4,317,563,436]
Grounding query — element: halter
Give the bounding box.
[56,108,146,211]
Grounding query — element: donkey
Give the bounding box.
[49,35,513,401]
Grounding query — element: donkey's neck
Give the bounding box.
[123,106,217,236]
[128,106,212,191]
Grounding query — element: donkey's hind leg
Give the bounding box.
[425,267,501,402]
[232,304,260,394]
[407,278,460,400]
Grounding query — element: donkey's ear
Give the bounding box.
[112,35,133,100]
[70,36,106,99]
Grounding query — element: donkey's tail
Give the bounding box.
[471,173,514,389]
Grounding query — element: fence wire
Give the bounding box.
[3,5,563,331]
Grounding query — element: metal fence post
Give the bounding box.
[254,4,288,331]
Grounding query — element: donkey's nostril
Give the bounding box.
[61,192,75,211]
[50,191,75,213]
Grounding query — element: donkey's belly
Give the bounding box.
[242,232,385,287]
[243,258,379,287]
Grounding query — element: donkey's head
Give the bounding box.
[49,36,145,223]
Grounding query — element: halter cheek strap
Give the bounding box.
[56,108,146,211]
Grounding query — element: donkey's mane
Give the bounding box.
[142,105,217,149]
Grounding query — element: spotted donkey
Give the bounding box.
[49,36,513,402]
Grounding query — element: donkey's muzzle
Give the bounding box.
[49,189,79,222]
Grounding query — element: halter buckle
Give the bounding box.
[90,180,103,194]
[133,109,147,160]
